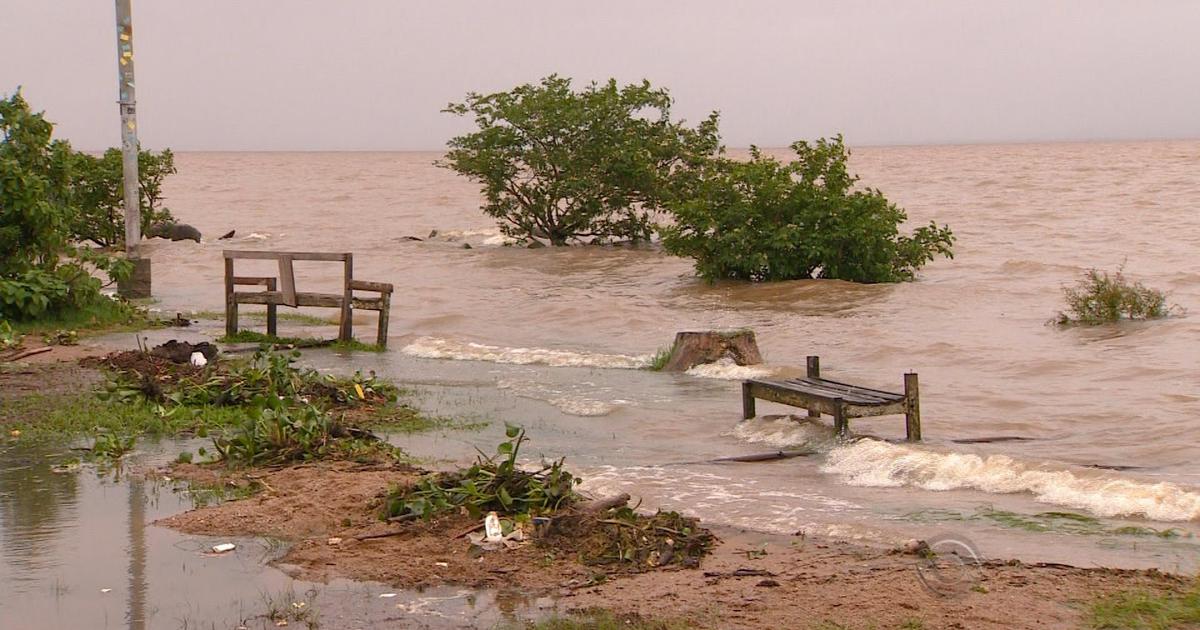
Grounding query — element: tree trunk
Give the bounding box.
[660,330,763,372]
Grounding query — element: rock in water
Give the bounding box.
[218,229,236,240]
[660,330,763,372]
[146,222,202,243]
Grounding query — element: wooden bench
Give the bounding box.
[741,356,921,441]
[223,250,394,348]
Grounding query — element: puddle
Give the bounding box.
[0,442,558,629]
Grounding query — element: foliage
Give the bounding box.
[381,424,580,520]
[1056,268,1173,325]
[1088,583,1200,630]
[571,506,715,569]
[0,393,250,443]
[88,428,136,460]
[6,297,143,337]
[100,349,398,425]
[0,89,133,320]
[441,75,721,246]
[0,90,74,273]
[68,148,176,247]
[0,320,20,350]
[660,137,955,283]
[211,398,400,466]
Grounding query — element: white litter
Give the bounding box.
[190,351,208,367]
[484,512,503,542]
[378,593,397,598]
[100,588,112,593]
[211,543,236,553]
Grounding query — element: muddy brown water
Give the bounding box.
[3,142,1200,626]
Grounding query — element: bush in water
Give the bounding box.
[1055,267,1174,325]
[441,75,721,246]
[69,147,177,248]
[660,136,955,284]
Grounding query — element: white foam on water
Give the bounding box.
[728,416,836,448]
[496,378,620,416]
[481,234,519,246]
[404,336,650,369]
[243,232,270,240]
[685,357,774,380]
[822,439,1200,522]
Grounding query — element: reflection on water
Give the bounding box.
[0,444,559,629]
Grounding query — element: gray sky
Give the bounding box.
[4,1,1199,151]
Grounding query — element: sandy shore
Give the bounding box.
[157,461,1186,629]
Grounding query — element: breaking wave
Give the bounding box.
[685,357,774,380]
[822,439,1200,522]
[402,336,650,369]
[729,416,837,448]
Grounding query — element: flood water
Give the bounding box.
[4,141,1200,626]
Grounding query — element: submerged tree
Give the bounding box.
[70,148,177,248]
[441,75,721,246]
[660,136,955,284]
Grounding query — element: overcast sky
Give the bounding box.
[4,1,1199,151]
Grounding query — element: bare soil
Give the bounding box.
[156,462,1187,629]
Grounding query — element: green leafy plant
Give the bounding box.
[69,148,176,248]
[1056,267,1174,325]
[381,424,580,520]
[660,137,955,283]
[441,75,721,246]
[89,428,136,460]
[0,89,134,321]
[0,320,23,350]
[211,398,399,466]
[646,344,676,371]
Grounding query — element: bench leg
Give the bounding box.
[224,258,238,337]
[806,355,821,419]
[376,290,391,349]
[741,382,756,419]
[832,398,848,437]
[266,278,278,338]
[904,372,921,442]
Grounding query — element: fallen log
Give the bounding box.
[0,346,53,363]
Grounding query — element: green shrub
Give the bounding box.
[1,89,132,320]
[441,75,721,246]
[69,148,176,248]
[1056,268,1172,325]
[661,137,955,283]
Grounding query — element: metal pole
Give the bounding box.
[115,0,150,297]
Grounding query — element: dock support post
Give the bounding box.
[265,278,278,338]
[224,257,237,337]
[741,382,756,419]
[832,398,848,437]
[904,372,921,442]
[806,355,821,419]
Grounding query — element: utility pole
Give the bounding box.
[115,0,151,297]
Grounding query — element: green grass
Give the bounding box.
[372,405,488,434]
[190,310,333,326]
[1,393,253,443]
[1088,584,1200,629]
[646,344,676,371]
[8,299,150,337]
[513,610,692,630]
[218,330,384,351]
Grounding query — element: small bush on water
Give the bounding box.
[1056,268,1174,325]
[660,137,955,283]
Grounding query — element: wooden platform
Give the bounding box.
[223,250,394,348]
[741,356,921,441]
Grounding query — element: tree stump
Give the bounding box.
[660,330,763,372]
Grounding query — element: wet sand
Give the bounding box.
[157,460,1188,630]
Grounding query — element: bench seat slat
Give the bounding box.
[749,378,902,406]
